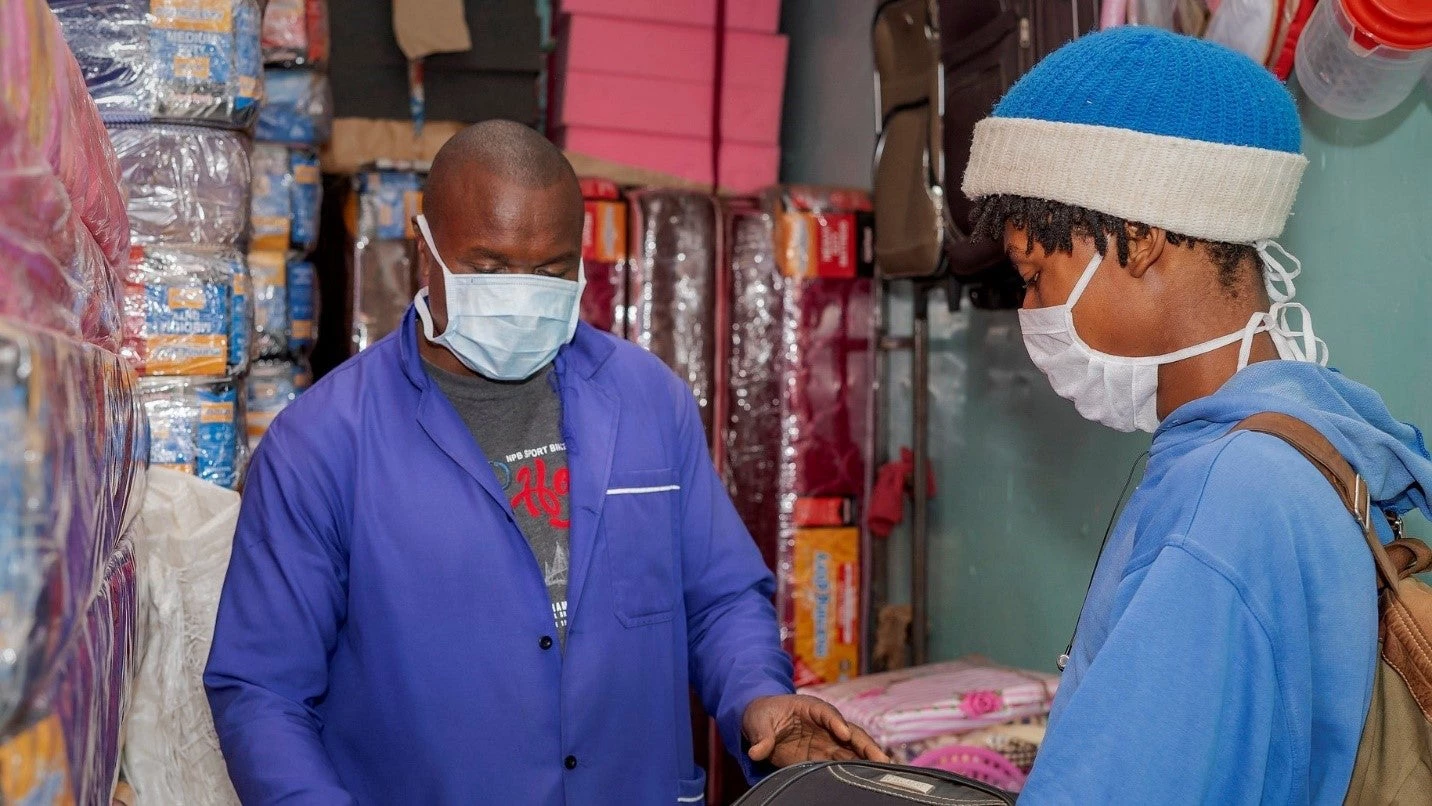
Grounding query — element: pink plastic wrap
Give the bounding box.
[0,116,121,351]
[51,541,138,806]
[0,319,146,734]
[0,0,130,275]
[627,189,719,437]
[262,0,330,66]
[799,658,1060,749]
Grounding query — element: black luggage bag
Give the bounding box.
[733,762,1016,805]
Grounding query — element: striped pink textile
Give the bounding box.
[800,657,1059,748]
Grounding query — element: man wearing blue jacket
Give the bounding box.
[205,120,883,804]
[961,28,1432,803]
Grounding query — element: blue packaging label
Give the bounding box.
[150,0,236,90]
[288,259,315,348]
[362,170,421,240]
[196,384,238,488]
[229,264,250,371]
[290,150,321,251]
[144,280,230,376]
[232,0,261,109]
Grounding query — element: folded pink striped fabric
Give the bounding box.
[800,657,1060,748]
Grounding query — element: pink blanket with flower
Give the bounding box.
[800,657,1060,748]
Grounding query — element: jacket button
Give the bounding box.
[564,755,578,770]
[539,636,554,650]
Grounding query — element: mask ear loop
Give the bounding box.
[1236,311,1271,371]
[1256,240,1300,303]
[1269,302,1330,366]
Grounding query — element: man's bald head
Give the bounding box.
[424,120,582,232]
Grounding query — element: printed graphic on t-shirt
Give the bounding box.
[492,441,569,634]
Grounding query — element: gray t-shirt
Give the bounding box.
[425,360,570,645]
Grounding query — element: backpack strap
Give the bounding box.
[1232,412,1410,592]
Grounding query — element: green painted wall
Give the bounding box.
[880,84,1432,671]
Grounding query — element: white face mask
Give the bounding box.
[1019,243,1327,433]
[413,214,586,381]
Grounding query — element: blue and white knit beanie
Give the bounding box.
[962,27,1307,244]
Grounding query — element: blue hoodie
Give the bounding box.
[1020,361,1432,805]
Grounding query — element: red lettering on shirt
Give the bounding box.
[511,457,570,528]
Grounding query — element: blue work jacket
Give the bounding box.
[204,307,794,804]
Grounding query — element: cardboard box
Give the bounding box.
[553,71,782,144]
[556,14,787,88]
[790,527,860,687]
[557,0,782,31]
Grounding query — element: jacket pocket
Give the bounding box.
[677,769,707,804]
[604,468,679,626]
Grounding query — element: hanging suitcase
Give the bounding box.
[871,0,948,280]
[734,761,1016,805]
[872,0,1096,283]
[938,0,1097,279]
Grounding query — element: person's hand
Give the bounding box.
[742,694,890,767]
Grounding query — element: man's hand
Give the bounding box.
[742,694,891,767]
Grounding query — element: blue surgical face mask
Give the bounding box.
[413,214,586,381]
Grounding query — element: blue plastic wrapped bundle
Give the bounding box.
[109,123,251,247]
[256,68,332,147]
[289,148,321,253]
[140,375,245,490]
[49,0,263,129]
[246,358,299,449]
[0,319,146,732]
[121,246,245,377]
[287,256,316,353]
[249,143,292,252]
[247,250,288,358]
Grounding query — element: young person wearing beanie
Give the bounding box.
[962,27,1432,803]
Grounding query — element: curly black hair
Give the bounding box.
[971,194,1260,297]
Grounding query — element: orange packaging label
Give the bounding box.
[172,55,212,81]
[200,399,234,425]
[146,334,227,376]
[403,190,424,239]
[167,287,208,310]
[791,527,860,686]
[154,461,196,474]
[582,200,628,263]
[249,250,287,286]
[794,497,853,527]
[0,714,75,806]
[777,212,863,279]
[292,319,314,340]
[294,163,321,183]
[153,0,232,32]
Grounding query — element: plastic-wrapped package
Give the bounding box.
[248,250,289,358]
[109,124,252,248]
[123,468,242,805]
[0,320,146,732]
[0,0,130,274]
[352,238,416,352]
[246,359,299,448]
[49,0,264,130]
[287,256,316,353]
[140,376,245,490]
[723,205,782,571]
[261,0,329,66]
[51,541,139,806]
[249,143,292,252]
[0,120,104,347]
[122,247,240,377]
[357,169,422,241]
[227,254,252,377]
[256,68,332,147]
[289,149,321,253]
[352,169,423,352]
[627,189,719,437]
[800,658,1060,749]
[578,178,627,335]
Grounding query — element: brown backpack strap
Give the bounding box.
[1232,412,1407,591]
